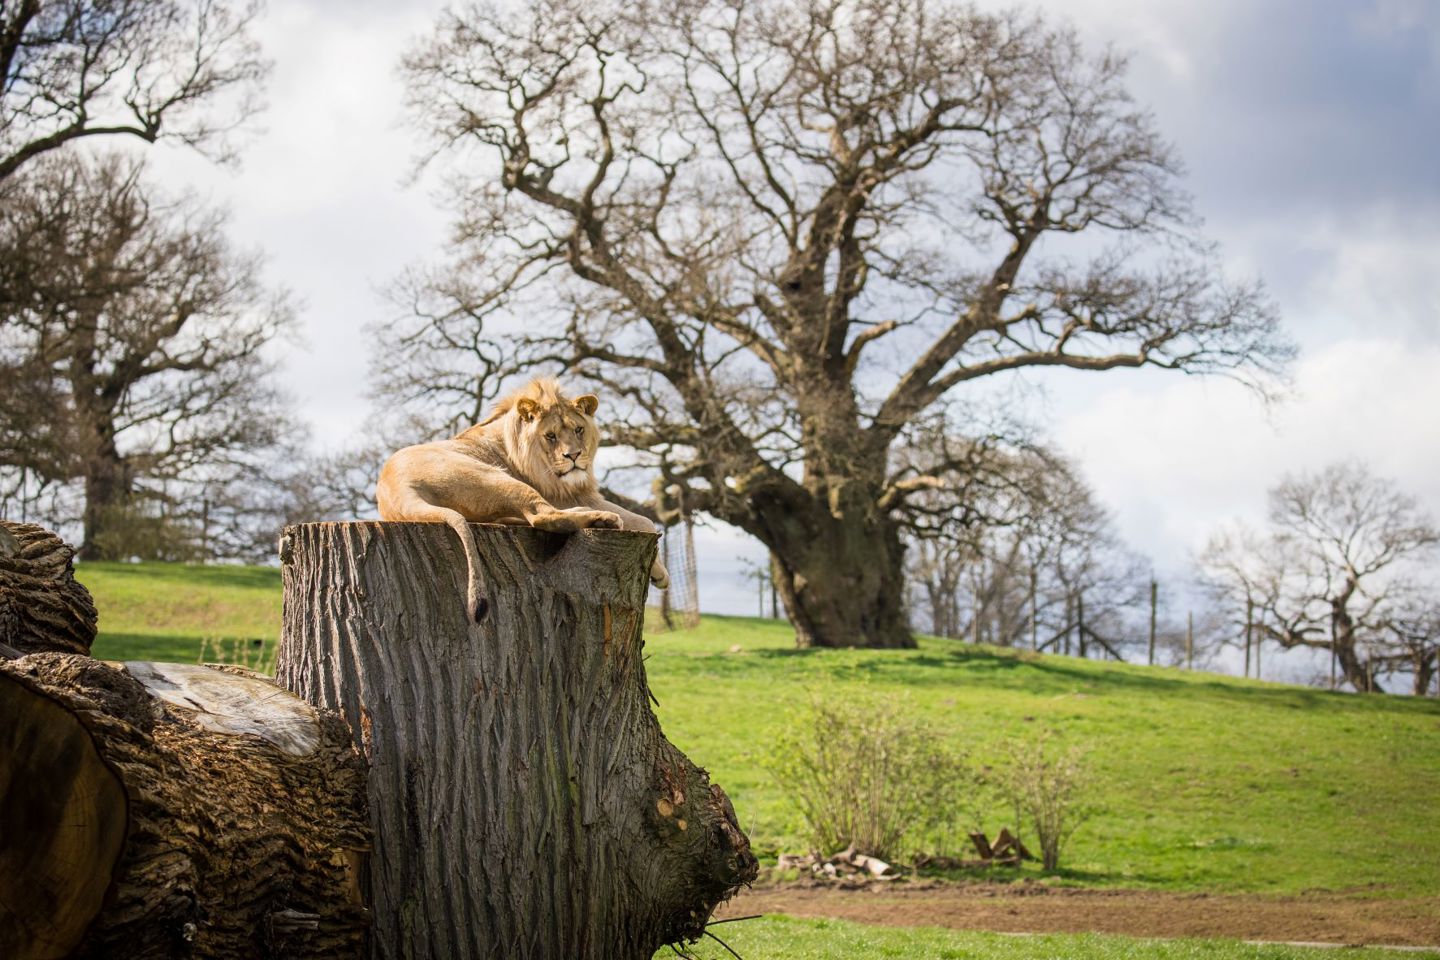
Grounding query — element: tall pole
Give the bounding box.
[1063,595,1072,656]
[1186,611,1193,670]
[1077,594,1087,659]
[1030,569,1039,652]
[1148,579,1157,666]
[1244,597,1253,679]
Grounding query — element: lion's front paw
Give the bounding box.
[650,560,670,590]
[558,507,621,529]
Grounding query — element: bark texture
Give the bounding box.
[0,653,370,960]
[766,501,913,649]
[276,520,757,960]
[0,520,98,655]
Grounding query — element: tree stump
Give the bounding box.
[0,520,98,655]
[276,521,757,960]
[0,653,370,959]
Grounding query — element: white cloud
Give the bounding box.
[142,1,451,442]
[1055,338,1440,578]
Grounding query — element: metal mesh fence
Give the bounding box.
[656,518,700,630]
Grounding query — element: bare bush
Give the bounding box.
[989,731,1091,872]
[764,694,971,861]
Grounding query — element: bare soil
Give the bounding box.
[716,882,1440,947]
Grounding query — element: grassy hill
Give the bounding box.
[77,561,1440,900]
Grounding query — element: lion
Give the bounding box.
[375,377,669,623]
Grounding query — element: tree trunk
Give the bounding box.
[77,412,130,561]
[766,507,913,649]
[0,652,370,960]
[1329,594,1374,693]
[275,521,756,960]
[0,520,98,655]
[1413,648,1436,697]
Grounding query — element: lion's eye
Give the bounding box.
[574,426,583,436]
[544,432,557,442]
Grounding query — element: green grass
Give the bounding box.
[648,615,1440,898]
[653,917,1437,959]
[77,563,1440,901]
[80,561,281,663]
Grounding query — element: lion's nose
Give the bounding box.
[563,450,580,464]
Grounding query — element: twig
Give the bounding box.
[704,929,745,960]
[705,914,763,926]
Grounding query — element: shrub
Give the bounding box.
[990,730,1091,871]
[763,692,971,861]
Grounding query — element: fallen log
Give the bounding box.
[276,520,757,960]
[0,653,369,959]
[0,520,97,655]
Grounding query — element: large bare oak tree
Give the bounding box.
[0,153,295,559]
[394,0,1289,648]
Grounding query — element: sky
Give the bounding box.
[140,0,1440,674]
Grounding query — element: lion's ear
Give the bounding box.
[515,397,538,422]
[573,394,599,417]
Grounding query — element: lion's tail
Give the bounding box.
[436,510,489,624]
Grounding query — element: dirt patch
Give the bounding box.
[716,883,1440,947]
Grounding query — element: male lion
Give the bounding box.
[376,378,669,623]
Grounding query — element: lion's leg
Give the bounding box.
[533,508,621,533]
[417,460,618,533]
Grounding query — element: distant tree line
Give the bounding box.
[1200,462,1439,696]
[904,441,1439,695]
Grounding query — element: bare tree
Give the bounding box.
[392,0,1289,648]
[1199,462,1440,694]
[906,443,1147,654]
[0,152,297,559]
[0,0,265,182]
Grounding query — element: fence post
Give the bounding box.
[1244,597,1253,678]
[1186,611,1193,670]
[1030,569,1038,652]
[1063,594,1071,656]
[1148,579,1157,666]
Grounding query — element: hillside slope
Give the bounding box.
[77,562,1440,897]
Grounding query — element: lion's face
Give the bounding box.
[509,391,601,496]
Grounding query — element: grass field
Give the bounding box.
[645,616,1440,899]
[77,561,1440,905]
[83,561,282,663]
[656,917,1434,960]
